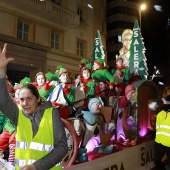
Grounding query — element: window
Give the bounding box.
[51,30,64,50]
[77,8,84,22]
[51,32,60,49]
[51,0,62,6]
[17,21,29,41]
[77,39,86,57]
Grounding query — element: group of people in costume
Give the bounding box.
[0,28,141,167]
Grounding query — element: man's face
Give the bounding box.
[122,33,132,50]
[36,75,45,86]
[19,88,39,115]
[59,73,69,83]
[82,69,90,79]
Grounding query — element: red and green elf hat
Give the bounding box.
[79,58,89,68]
[94,58,105,68]
[82,63,92,72]
[116,56,123,63]
[14,83,23,90]
[58,68,68,78]
[55,65,64,72]
[20,77,31,85]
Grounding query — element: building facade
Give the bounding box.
[0,0,106,83]
[106,0,139,68]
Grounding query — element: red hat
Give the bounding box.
[125,85,135,96]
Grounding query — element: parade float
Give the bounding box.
[0,20,167,170]
[57,20,166,170]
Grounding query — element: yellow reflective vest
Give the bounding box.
[15,107,62,170]
[155,110,170,147]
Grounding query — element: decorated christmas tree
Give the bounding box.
[129,20,148,80]
[91,30,105,65]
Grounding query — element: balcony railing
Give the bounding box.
[29,0,80,27]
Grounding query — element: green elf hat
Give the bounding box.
[58,68,68,78]
[55,65,64,72]
[45,72,53,81]
[94,58,105,67]
[82,63,92,72]
[14,83,22,90]
[20,77,31,85]
[79,58,89,67]
[116,55,123,63]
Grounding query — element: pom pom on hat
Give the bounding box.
[125,85,135,96]
[58,68,68,77]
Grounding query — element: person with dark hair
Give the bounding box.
[0,43,67,170]
[154,95,170,170]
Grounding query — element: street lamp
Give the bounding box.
[139,4,146,29]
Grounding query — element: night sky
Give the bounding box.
[140,0,170,76]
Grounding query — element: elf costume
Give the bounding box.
[77,63,99,108]
[51,65,64,82]
[110,56,130,95]
[0,112,16,164]
[33,72,55,101]
[48,68,75,118]
[92,58,115,88]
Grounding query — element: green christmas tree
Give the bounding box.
[91,30,105,65]
[129,20,148,80]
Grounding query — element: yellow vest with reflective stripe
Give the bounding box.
[15,107,62,170]
[155,110,170,147]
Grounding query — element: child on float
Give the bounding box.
[74,58,90,87]
[91,58,115,104]
[74,63,100,111]
[48,67,75,119]
[32,72,55,101]
[110,56,130,96]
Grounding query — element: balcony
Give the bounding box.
[0,0,80,28]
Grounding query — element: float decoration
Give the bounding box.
[129,20,148,80]
[91,30,105,65]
